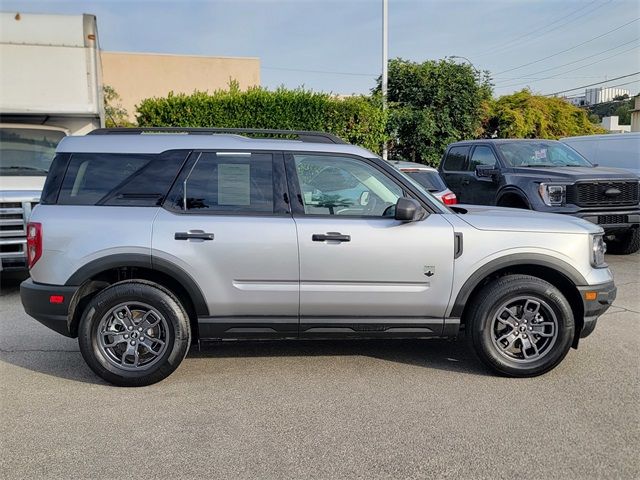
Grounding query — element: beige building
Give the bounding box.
[101,51,260,122]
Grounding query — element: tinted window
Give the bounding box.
[294,154,402,216]
[468,146,498,170]
[57,152,187,206]
[443,147,469,171]
[402,170,446,192]
[105,151,188,206]
[175,152,274,213]
[0,127,65,176]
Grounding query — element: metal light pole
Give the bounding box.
[448,55,478,73]
[382,0,388,160]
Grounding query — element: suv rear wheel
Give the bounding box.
[78,281,191,387]
[468,275,574,377]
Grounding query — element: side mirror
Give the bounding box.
[475,164,499,178]
[395,197,426,222]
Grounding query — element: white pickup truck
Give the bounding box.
[0,12,104,271]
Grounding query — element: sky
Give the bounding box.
[1,0,639,98]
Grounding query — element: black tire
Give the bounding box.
[78,280,191,387]
[606,228,640,255]
[467,274,574,377]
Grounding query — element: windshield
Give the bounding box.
[402,170,447,192]
[497,141,593,168]
[0,128,66,176]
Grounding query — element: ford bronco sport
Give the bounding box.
[21,128,616,386]
[438,139,640,254]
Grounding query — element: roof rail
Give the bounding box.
[87,127,348,144]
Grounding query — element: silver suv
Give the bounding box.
[20,128,616,386]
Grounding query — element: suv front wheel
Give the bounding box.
[78,281,191,387]
[468,275,574,377]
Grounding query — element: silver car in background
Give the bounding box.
[390,160,458,205]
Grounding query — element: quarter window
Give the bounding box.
[57,152,187,206]
[176,152,274,213]
[293,154,402,217]
[443,147,469,171]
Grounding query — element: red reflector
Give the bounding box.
[441,193,458,205]
[49,295,64,304]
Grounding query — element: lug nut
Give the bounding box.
[138,327,143,331]
[130,341,135,346]
[529,327,533,330]
[140,336,145,341]
[523,334,528,338]
[128,326,133,331]
[124,334,129,339]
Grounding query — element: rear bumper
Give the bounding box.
[577,281,617,339]
[20,279,78,337]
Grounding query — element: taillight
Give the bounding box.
[26,222,42,269]
[441,192,457,205]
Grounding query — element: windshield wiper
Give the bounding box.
[518,164,554,167]
[0,166,49,173]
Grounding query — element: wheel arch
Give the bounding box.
[452,254,586,347]
[496,187,531,208]
[65,254,208,339]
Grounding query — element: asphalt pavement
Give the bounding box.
[1,254,638,479]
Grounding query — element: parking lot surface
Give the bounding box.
[1,253,638,479]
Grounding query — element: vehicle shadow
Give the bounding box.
[0,271,28,294]
[191,336,491,376]
[0,337,491,386]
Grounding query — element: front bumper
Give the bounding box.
[576,280,617,339]
[20,279,78,337]
[573,210,640,232]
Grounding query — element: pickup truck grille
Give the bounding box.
[566,181,639,207]
[0,201,37,261]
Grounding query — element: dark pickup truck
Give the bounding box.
[439,139,640,254]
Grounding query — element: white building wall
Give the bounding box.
[585,87,630,105]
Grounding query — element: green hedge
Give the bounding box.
[136,85,387,154]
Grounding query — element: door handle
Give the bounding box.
[312,232,351,242]
[461,178,470,185]
[174,230,215,241]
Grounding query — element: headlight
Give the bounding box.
[591,234,607,267]
[538,183,566,206]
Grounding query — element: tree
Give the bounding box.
[374,58,492,165]
[487,90,603,139]
[103,85,132,127]
[588,96,634,125]
[136,83,387,154]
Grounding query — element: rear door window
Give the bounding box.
[169,152,276,214]
[442,147,469,171]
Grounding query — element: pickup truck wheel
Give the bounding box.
[468,275,574,377]
[78,281,191,387]
[606,228,640,255]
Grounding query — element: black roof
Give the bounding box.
[448,138,562,147]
